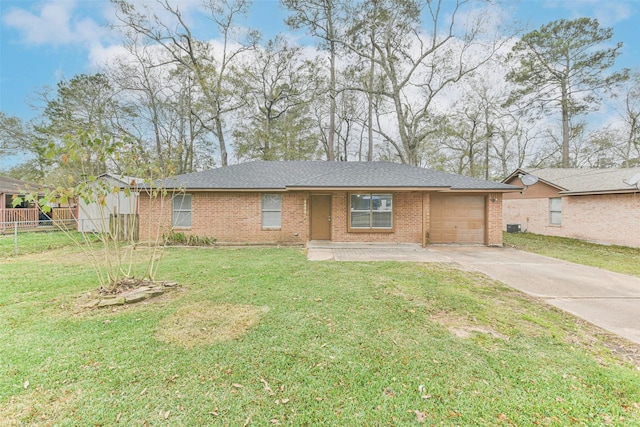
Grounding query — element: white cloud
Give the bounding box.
[3,0,107,47]
[542,0,635,26]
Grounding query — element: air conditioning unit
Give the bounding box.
[506,224,521,233]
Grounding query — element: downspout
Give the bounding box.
[1,193,4,227]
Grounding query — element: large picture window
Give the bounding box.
[262,194,282,229]
[549,197,562,225]
[350,193,393,230]
[172,194,192,228]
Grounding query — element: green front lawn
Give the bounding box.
[504,232,640,277]
[1,246,639,425]
[0,230,85,257]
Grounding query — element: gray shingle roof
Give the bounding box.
[512,168,640,194]
[99,173,145,187]
[159,161,518,191]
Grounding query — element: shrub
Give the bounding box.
[165,231,216,246]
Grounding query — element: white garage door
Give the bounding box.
[430,194,485,244]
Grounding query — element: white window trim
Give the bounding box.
[172,194,192,228]
[262,194,282,229]
[549,197,562,226]
[349,193,393,231]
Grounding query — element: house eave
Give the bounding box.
[286,186,450,192]
[166,186,519,193]
[559,188,640,196]
[502,168,567,191]
[162,187,287,192]
[444,188,522,193]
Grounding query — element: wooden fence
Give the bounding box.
[109,214,139,241]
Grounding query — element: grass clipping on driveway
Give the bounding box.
[156,302,267,347]
[2,246,640,426]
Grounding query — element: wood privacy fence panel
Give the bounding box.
[109,214,139,241]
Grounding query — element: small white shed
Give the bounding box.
[77,174,141,233]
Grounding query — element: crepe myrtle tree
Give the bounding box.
[13,132,175,291]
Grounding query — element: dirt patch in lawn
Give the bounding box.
[155,302,268,348]
[386,284,510,341]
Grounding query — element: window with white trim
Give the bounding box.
[349,193,393,229]
[549,197,562,225]
[172,194,192,228]
[262,194,282,229]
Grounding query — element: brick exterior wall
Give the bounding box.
[486,193,503,246]
[503,193,640,248]
[139,191,308,245]
[329,191,424,244]
[139,190,505,246]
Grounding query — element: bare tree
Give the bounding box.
[613,71,640,167]
[112,0,259,166]
[342,0,507,166]
[106,38,214,175]
[233,36,320,161]
[282,0,344,161]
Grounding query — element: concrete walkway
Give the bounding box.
[306,242,640,345]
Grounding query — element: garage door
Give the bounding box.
[429,194,485,244]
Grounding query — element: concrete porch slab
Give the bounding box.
[306,241,452,262]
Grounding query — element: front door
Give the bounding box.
[310,195,331,240]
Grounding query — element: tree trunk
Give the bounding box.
[216,116,228,166]
[327,39,337,161]
[367,32,375,162]
[561,103,570,168]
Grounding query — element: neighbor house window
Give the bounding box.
[262,194,282,229]
[350,193,393,230]
[172,194,192,228]
[549,197,562,225]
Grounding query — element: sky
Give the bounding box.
[0,0,639,149]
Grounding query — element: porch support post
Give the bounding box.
[421,192,429,247]
[14,222,18,256]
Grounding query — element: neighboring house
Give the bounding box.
[1,176,77,231]
[77,173,141,233]
[502,167,640,248]
[139,161,519,246]
[1,176,44,229]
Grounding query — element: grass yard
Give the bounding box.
[1,246,640,426]
[504,232,640,278]
[0,230,86,258]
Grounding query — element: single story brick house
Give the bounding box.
[502,167,640,248]
[139,161,519,246]
[1,176,77,231]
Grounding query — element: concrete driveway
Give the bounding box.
[307,243,640,345]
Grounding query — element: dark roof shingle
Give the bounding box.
[0,176,45,194]
[159,161,518,191]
